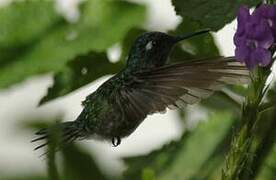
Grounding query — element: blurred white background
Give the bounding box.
[0,0,257,177]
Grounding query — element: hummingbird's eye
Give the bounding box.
[145,41,154,51]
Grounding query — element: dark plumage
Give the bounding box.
[32,30,249,149]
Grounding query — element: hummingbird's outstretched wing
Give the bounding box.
[118,57,249,118]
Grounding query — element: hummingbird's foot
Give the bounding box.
[112,136,121,147]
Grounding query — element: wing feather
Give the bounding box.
[117,57,249,119]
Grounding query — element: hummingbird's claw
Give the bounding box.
[112,136,121,147]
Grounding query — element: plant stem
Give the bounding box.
[222,67,270,180]
[258,100,276,112]
[245,108,276,179]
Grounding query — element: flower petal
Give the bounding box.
[234,5,274,69]
[235,45,250,63]
[246,19,274,48]
[271,22,276,40]
[240,50,256,69]
[267,5,276,19]
[245,57,256,69]
[258,20,274,48]
[252,5,276,42]
[247,19,267,39]
[270,7,276,39]
[251,47,271,67]
[234,32,247,46]
[252,4,269,19]
[236,6,250,36]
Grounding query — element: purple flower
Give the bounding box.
[234,6,274,69]
[253,5,276,39]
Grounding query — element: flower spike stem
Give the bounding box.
[222,66,272,180]
[223,2,276,179]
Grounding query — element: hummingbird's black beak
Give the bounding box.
[174,29,210,42]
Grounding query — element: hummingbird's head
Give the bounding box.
[126,29,209,69]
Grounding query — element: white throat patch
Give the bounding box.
[146,41,153,51]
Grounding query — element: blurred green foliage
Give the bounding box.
[2,144,108,180]
[0,0,60,49]
[0,0,275,180]
[258,145,276,179]
[62,144,107,180]
[0,0,145,88]
[39,52,123,104]
[2,176,48,180]
[172,0,260,31]
[171,18,220,60]
[124,112,234,180]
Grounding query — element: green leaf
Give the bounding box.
[1,175,48,180]
[257,145,276,180]
[0,0,61,49]
[0,0,62,65]
[123,132,190,180]
[201,89,242,113]
[46,123,62,180]
[169,19,220,63]
[62,144,107,180]
[123,112,234,180]
[0,45,32,65]
[172,0,260,31]
[39,28,146,104]
[242,86,276,179]
[0,0,145,89]
[39,52,123,105]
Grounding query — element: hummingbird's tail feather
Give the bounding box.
[32,121,85,151]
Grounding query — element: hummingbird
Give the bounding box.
[32,29,249,149]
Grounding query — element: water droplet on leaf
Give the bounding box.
[81,67,88,75]
[65,31,78,41]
